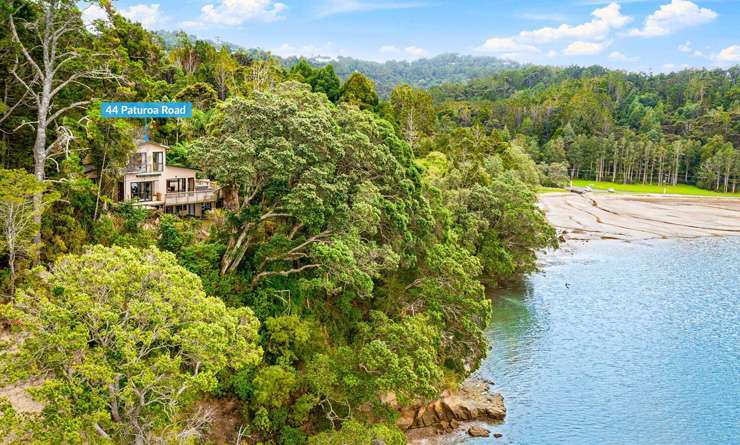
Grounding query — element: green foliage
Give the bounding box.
[0,168,57,295]
[252,365,298,409]
[339,72,379,110]
[390,84,436,148]
[307,420,406,445]
[174,82,219,109]
[0,245,262,443]
[0,4,572,442]
[157,214,184,253]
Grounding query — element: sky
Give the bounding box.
[81,0,740,72]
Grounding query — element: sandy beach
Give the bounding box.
[540,192,740,241]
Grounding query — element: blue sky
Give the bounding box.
[82,1,740,72]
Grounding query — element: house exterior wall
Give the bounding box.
[120,141,218,216]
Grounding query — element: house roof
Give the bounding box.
[136,140,170,151]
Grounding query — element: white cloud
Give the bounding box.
[716,45,740,62]
[404,46,428,58]
[608,51,638,62]
[628,0,717,37]
[546,49,559,58]
[271,42,346,59]
[378,45,428,60]
[519,2,631,43]
[319,1,424,17]
[380,45,400,54]
[661,63,689,72]
[479,37,540,54]
[678,41,707,57]
[201,0,287,26]
[81,4,108,30]
[120,4,168,29]
[478,3,629,60]
[563,40,611,55]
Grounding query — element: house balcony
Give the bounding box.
[165,188,219,205]
[124,164,164,176]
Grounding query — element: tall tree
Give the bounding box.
[339,72,378,110]
[0,246,262,443]
[7,0,119,245]
[0,169,54,297]
[390,84,436,150]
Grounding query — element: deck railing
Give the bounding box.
[165,189,218,205]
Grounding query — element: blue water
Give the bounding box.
[467,238,740,445]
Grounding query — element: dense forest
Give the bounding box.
[155,31,519,98]
[0,2,552,444]
[286,54,518,98]
[429,65,740,192]
[0,1,737,444]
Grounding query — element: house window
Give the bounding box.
[167,178,187,193]
[129,152,147,173]
[153,152,164,172]
[166,204,195,216]
[130,181,153,201]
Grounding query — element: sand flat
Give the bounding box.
[540,192,740,241]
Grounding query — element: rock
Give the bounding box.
[417,405,438,427]
[396,407,416,430]
[494,432,503,438]
[379,391,398,409]
[402,381,505,431]
[468,426,490,437]
[371,439,385,445]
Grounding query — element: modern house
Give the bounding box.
[116,141,219,217]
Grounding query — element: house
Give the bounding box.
[116,141,219,217]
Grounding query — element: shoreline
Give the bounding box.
[540,192,740,242]
[408,192,740,444]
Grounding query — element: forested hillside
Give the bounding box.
[156,31,517,98]
[429,66,740,192]
[0,1,737,443]
[284,54,517,97]
[0,2,553,444]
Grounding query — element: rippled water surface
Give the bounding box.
[466,238,740,445]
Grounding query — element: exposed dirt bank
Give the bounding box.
[540,192,740,241]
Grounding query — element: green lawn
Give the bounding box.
[571,179,740,197]
[537,186,567,193]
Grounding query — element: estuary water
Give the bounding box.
[468,237,740,445]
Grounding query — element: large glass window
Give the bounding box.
[153,152,164,172]
[167,178,187,193]
[130,181,153,201]
[128,152,146,172]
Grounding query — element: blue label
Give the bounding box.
[101,102,192,118]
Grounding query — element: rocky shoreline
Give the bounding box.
[403,380,506,444]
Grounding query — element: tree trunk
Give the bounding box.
[32,122,47,250]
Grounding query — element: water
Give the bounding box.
[467,238,740,445]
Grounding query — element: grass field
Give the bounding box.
[538,186,567,193]
[571,179,740,197]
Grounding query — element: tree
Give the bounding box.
[190,82,420,278]
[0,245,262,444]
[212,46,238,100]
[339,72,378,110]
[0,169,55,297]
[7,0,120,245]
[311,65,341,102]
[173,82,218,110]
[390,84,436,150]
